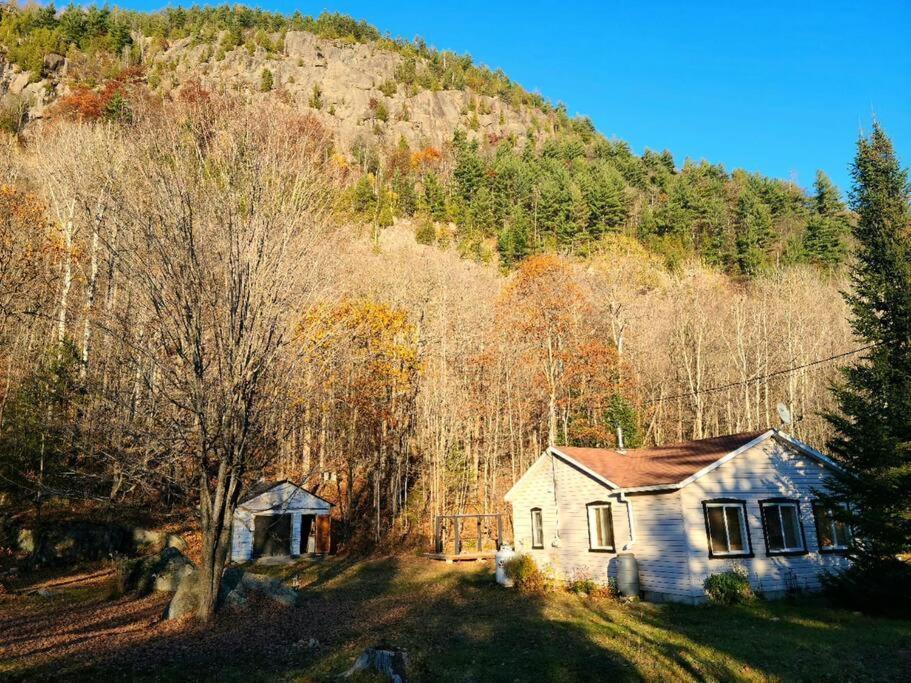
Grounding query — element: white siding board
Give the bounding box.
[508,435,851,603]
[228,482,331,562]
[680,438,850,599]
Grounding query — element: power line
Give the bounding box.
[645,343,877,405]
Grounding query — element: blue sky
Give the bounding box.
[121,1,910,195]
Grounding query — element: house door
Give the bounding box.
[253,513,292,557]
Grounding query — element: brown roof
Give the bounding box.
[557,431,768,489]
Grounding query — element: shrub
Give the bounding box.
[378,79,397,97]
[259,68,274,92]
[821,558,911,619]
[309,83,323,109]
[503,553,551,593]
[704,568,755,605]
[415,220,436,245]
[567,571,617,599]
[0,95,28,134]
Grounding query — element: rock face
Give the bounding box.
[0,54,68,124]
[119,546,195,596]
[2,29,553,152]
[30,521,135,566]
[145,30,543,154]
[165,566,300,619]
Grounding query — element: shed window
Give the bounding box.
[703,500,752,557]
[760,499,806,555]
[530,508,544,549]
[813,503,851,552]
[587,502,615,551]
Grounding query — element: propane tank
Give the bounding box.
[617,552,640,598]
[495,545,516,587]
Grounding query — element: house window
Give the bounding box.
[586,502,615,552]
[759,499,807,555]
[812,503,851,552]
[530,508,544,549]
[703,500,752,557]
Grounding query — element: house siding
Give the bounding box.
[679,438,851,600]
[509,453,692,598]
[507,435,850,604]
[229,482,331,562]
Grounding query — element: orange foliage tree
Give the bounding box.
[495,254,639,448]
[295,298,421,541]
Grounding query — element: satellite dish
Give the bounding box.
[777,403,792,426]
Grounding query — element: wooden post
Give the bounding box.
[454,518,461,555]
[434,515,442,554]
[476,517,482,551]
[496,514,504,550]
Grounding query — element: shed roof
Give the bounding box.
[555,431,767,489]
[238,479,333,507]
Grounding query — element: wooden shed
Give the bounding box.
[229,480,332,562]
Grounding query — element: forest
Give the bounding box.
[7,4,911,632]
[0,3,860,542]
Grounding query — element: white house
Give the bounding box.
[504,429,852,603]
[229,480,333,562]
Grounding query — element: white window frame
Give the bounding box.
[760,500,806,554]
[704,500,752,557]
[530,508,544,549]
[586,502,615,552]
[813,502,851,552]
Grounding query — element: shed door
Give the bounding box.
[253,513,292,557]
[315,514,331,554]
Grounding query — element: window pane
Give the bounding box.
[532,510,543,546]
[833,519,850,547]
[599,507,613,548]
[707,507,728,553]
[593,507,603,545]
[780,506,801,549]
[815,507,834,547]
[725,507,745,552]
[764,505,785,550]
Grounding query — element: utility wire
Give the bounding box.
[645,343,877,405]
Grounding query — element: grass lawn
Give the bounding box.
[2,556,910,681]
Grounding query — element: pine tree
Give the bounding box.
[804,170,850,268]
[822,124,911,615]
[733,190,773,276]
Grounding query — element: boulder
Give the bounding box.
[42,53,65,73]
[165,567,300,619]
[166,567,201,620]
[219,568,299,609]
[30,521,134,566]
[132,528,189,553]
[8,71,30,95]
[119,547,195,596]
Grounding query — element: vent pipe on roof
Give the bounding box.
[616,426,627,454]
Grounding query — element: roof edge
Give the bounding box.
[238,479,335,507]
[549,446,621,490]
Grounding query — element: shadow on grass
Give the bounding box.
[8,558,911,682]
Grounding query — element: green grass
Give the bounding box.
[4,557,911,681]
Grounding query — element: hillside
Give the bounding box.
[0,3,852,273]
[0,3,868,569]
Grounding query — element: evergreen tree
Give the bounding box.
[804,170,850,268]
[422,172,447,222]
[822,124,911,615]
[733,190,773,276]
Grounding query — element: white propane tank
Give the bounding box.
[495,545,516,587]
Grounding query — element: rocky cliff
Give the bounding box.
[1,28,556,154]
